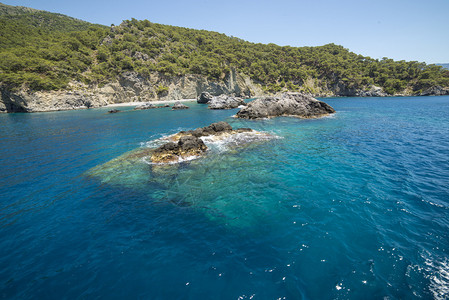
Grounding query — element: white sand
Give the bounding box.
[105,99,196,107]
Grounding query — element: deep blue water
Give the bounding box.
[1,96,449,299]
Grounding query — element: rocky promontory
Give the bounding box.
[236,93,335,119]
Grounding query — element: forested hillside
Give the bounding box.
[1,3,448,96]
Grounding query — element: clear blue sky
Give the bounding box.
[2,0,448,63]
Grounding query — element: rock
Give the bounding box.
[172,101,189,110]
[358,85,388,97]
[180,121,234,138]
[208,95,245,109]
[197,92,213,104]
[134,103,156,110]
[236,92,335,119]
[0,68,264,113]
[420,86,449,96]
[150,121,257,164]
[151,135,207,164]
[108,109,120,113]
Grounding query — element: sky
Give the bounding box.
[2,0,448,63]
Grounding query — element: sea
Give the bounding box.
[0,96,448,299]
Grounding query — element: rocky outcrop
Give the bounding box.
[151,135,207,164]
[208,95,245,109]
[172,101,189,110]
[108,109,120,113]
[420,86,449,96]
[0,69,265,113]
[175,121,251,138]
[197,92,213,104]
[236,93,335,119]
[357,85,388,97]
[150,121,254,163]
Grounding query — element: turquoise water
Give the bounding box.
[1,97,449,299]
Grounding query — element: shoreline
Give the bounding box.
[105,99,196,108]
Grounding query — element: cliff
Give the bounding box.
[0,69,265,113]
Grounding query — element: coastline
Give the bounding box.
[105,98,196,108]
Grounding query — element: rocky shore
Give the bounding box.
[0,69,264,113]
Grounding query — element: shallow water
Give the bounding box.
[1,97,448,299]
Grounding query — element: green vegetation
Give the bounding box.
[1,3,448,95]
[0,3,108,90]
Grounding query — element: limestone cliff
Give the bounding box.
[0,69,265,113]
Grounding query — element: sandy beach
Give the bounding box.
[105,99,196,107]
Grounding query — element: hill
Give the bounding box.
[0,3,448,112]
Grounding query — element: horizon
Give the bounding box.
[1,0,448,64]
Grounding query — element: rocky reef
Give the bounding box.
[151,135,207,164]
[150,121,254,163]
[236,92,335,119]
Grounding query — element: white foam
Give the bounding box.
[140,130,279,165]
[423,254,449,300]
[200,131,278,152]
[142,154,201,165]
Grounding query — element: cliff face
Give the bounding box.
[0,69,265,113]
[2,70,448,113]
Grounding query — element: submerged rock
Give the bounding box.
[208,95,245,109]
[172,101,189,110]
[197,92,213,104]
[236,92,335,119]
[108,109,121,113]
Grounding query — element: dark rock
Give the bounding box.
[208,95,245,109]
[236,93,335,119]
[209,121,233,132]
[197,92,213,104]
[172,101,189,110]
[178,135,207,152]
[108,109,120,113]
[151,136,207,163]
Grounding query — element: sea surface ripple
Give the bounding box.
[0,96,448,299]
